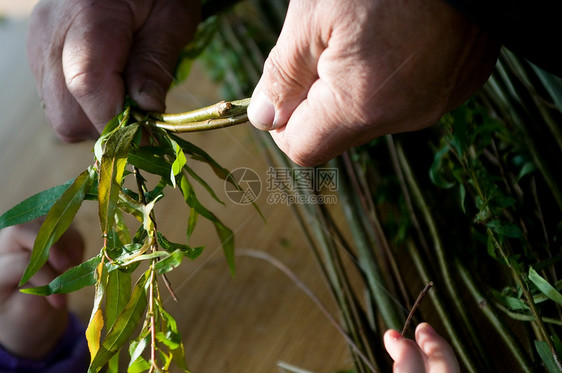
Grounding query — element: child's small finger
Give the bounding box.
[415,323,460,373]
[384,329,426,373]
[47,224,85,273]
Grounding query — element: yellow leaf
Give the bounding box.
[86,308,104,362]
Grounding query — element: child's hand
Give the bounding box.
[0,221,84,359]
[384,323,460,373]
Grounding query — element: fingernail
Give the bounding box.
[248,92,276,130]
[138,80,166,111]
[387,329,402,341]
[421,323,437,335]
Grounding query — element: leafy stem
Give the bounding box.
[0,96,253,372]
[134,98,251,133]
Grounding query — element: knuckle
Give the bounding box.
[263,47,312,102]
[49,116,91,143]
[65,70,98,102]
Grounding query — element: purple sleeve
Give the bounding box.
[0,313,89,373]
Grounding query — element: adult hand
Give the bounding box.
[0,222,84,359]
[247,0,500,166]
[384,323,460,373]
[27,0,201,142]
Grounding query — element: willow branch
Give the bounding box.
[153,112,248,132]
[150,98,249,122]
[401,281,433,336]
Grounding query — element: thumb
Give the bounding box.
[248,1,326,131]
[125,0,200,113]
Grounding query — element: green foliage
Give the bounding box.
[193,4,562,371]
[20,167,95,286]
[0,179,74,230]
[21,255,101,296]
[0,96,248,371]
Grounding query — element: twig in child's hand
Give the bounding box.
[401,281,433,336]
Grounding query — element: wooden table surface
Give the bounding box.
[0,8,354,373]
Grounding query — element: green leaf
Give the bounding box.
[99,124,139,235]
[170,134,232,183]
[127,356,150,373]
[86,260,108,364]
[517,162,536,181]
[19,167,94,286]
[156,300,189,371]
[451,105,469,157]
[458,184,466,213]
[94,106,131,161]
[111,209,132,248]
[529,267,562,307]
[186,208,198,240]
[490,289,530,311]
[156,331,180,350]
[128,334,149,372]
[429,145,456,189]
[117,191,145,222]
[534,340,560,373]
[170,137,187,188]
[0,179,74,229]
[183,163,224,205]
[486,220,523,239]
[114,250,168,267]
[157,232,204,260]
[179,175,235,275]
[106,269,132,327]
[105,269,132,371]
[21,255,101,295]
[89,271,149,373]
[171,134,264,220]
[154,250,184,275]
[128,146,172,180]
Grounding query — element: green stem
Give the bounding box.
[406,240,480,373]
[147,98,250,133]
[494,304,562,326]
[150,98,249,124]
[457,260,534,372]
[153,112,248,132]
[395,141,494,371]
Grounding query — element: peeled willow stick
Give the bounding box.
[401,281,433,336]
[148,98,250,133]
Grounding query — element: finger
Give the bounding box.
[0,252,66,309]
[415,323,461,373]
[27,0,101,142]
[125,0,200,113]
[61,0,153,133]
[247,1,328,131]
[0,253,29,288]
[0,224,38,255]
[268,78,359,166]
[0,223,84,273]
[47,224,85,273]
[384,329,426,373]
[24,255,68,309]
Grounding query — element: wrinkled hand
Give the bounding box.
[27,0,201,142]
[247,0,500,166]
[0,222,84,359]
[384,323,460,373]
